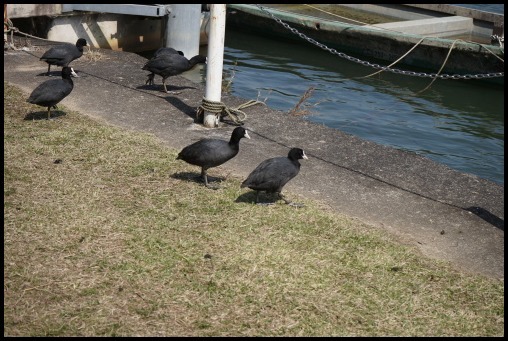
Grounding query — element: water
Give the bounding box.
[457,4,504,14]
[144,4,504,185]
[211,5,504,185]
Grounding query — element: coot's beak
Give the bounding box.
[302,151,308,160]
[244,131,251,139]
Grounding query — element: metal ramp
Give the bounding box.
[61,4,170,17]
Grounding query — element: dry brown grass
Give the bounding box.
[4,82,504,336]
[83,47,104,62]
[288,86,320,116]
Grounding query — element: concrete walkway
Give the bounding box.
[4,42,504,279]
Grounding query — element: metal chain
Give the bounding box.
[255,4,504,80]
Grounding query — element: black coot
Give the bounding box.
[40,38,87,76]
[177,127,251,188]
[142,53,207,93]
[153,47,184,58]
[145,47,184,86]
[241,148,308,206]
[27,66,75,120]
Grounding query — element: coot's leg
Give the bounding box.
[162,78,169,93]
[162,78,181,95]
[202,168,219,190]
[278,192,304,208]
[146,73,155,85]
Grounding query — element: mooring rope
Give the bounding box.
[357,36,456,93]
[358,37,427,79]
[196,97,265,125]
[417,39,460,94]
[256,4,504,84]
[4,13,17,50]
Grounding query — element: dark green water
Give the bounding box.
[217,29,504,185]
[140,5,504,185]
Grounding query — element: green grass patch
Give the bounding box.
[4,82,504,336]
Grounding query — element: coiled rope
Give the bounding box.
[4,12,71,50]
[196,97,265,125]
[4,10,17,50]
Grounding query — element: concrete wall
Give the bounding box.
[6,4,62,18]
[6,4,210,52]
[46,13,163,52]
[340,4,502,39]
[371,16,474,38]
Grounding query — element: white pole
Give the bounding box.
[203,4,226,128]
[164,4,201,57]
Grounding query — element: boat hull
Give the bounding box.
[226,5,504,85]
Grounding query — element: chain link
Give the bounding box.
[255,4,504,80]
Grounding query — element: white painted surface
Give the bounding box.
[371,16,474,38]
[203,4,226,128]
[164,4,201,57]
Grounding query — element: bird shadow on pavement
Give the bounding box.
[35,71,59,77]
[35,69,87,78]
[136,84,195,93]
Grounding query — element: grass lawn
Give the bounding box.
[4,82,504,336]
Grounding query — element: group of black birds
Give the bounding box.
[27,38,87,120]
[26,38,308,206]
[177,126,308,206]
